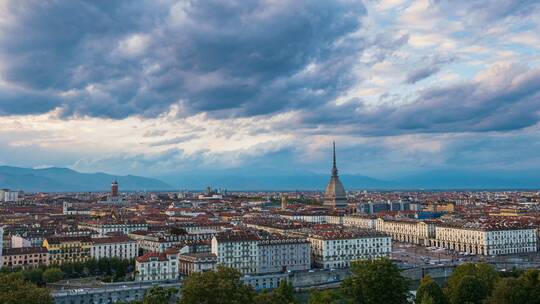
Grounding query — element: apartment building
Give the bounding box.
[91,236,138,260]
[342,215,376,229]
[135,248,179,281]
[211,231,259,274]
[178,252,217,275]
[431,221,537,255]
[375,218,435,245]
[79,220,148,236]
[257,236,311,274]
[1,247,49,269]
[308,228,391,269]
[43,236,92,265]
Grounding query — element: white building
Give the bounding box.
[63,202,91,215]
[11,235,32,248]
[257,237,311,274]
[308,228,391,269]
[79,221,148,236]
[135,248,179,281]
[211,231,259,275]
[91,236,138,260]
[430,222,537,256]
[0,189,19,202]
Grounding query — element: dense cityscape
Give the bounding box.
[1,146,540,303]
[2,0,540,303]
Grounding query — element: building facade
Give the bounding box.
[308,229,391,269]
[79,221,148,236]
[211,232,259,275]
[257,237,311,274]
[91,236,138,260]
[375,218,435,245]
[178,252,217,275]
[43,236,92,265]
[430,225,537,256]
[1,247,49,269]
[135,248,179,282]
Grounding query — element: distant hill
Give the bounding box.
[160,168,540,191]
[160,170,391,191]
[0,166,172,192]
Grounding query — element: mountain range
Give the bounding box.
[0,166,171,192]
[0,165,538,192]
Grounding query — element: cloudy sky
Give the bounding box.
[0,0,539,184]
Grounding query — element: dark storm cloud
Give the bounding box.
[300,64,540,135]
[0,0,366,118]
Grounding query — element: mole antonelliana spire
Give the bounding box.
[324,141,347,209]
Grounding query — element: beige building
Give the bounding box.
[375,218,435,245]
[178,252,217,275]
[1,247,49,269]
[343,215,376,229]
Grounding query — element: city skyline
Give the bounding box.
[1,1,540,186]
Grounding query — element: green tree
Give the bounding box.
[143,286,177,304]
[341,258,409,304]
[179,266,256,304]
[420,295,436,304]
[42,267,64,283]
[445,263,497,303]
[416,275,447,304]
[23,268,44,286]
[0,273,53,304]
[487,269,540,304]
[308,289,343,304]
[449,275,486,304]
[255,280,298,304]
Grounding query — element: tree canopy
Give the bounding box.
[340,258,410,304]
[487,269,540,304]
[42,268,64,284]
[444,262,498,304]
[0,273,53,304]
[179,266,256,304]
[416,275,447,304]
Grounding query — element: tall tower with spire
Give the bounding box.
[323,142,347,209]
